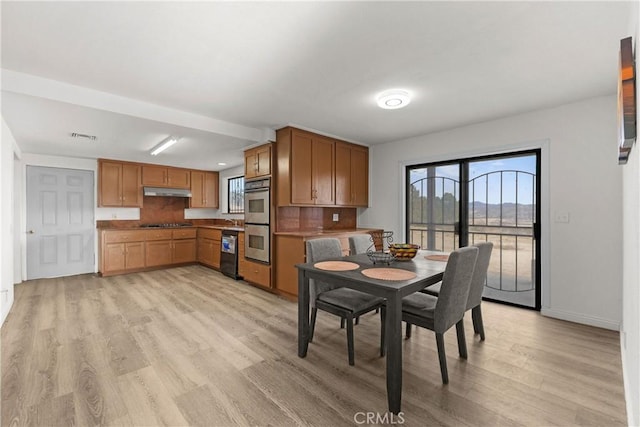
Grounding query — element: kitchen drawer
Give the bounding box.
[172,228,197,239]
[198,228,222,241]
[145,229,173,241]
[103,230,147,243]
[242,260,271,288]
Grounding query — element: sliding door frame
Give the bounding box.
[405,148,542,311]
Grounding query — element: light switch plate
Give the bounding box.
[555,211,570,223]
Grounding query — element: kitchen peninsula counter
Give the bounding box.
[273,228,383,297]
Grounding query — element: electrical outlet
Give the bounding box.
[332,213,339,222]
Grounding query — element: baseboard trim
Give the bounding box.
[0,291,14,327]
[620,333,637,427]
[541,307,620,331]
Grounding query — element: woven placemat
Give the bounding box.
[361,268,417,281]
[314,261,360,271]
[425,254,449,262]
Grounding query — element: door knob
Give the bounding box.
[27,230,34,234]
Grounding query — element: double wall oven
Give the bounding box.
[244,177,270,263]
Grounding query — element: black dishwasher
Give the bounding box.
[220,230,240,279]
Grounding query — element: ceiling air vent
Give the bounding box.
[71,132,97,141]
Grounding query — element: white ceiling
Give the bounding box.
[1,1,633,170]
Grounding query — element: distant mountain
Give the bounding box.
[470,202,534,224]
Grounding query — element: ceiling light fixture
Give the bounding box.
[376,89,411,110]
[217,162,227,166]
[150,136,178,156]
[71,132,97,141]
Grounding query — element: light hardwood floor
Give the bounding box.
[1,266,627,426]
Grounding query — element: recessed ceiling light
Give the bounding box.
[377,89,411,110]
[217,162,227,166]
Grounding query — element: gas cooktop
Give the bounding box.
[140,223,193,228]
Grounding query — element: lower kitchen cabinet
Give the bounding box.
[273,230,382,297]
[103,242,145,273]
[100,228,198,276]
[173,239,197,264]
[197,228,221,269]
[241,260,271,289]
[145,240,173,267]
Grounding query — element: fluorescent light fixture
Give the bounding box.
[217,162,227,166]
[150,136,178,156]
[377,89,411,109]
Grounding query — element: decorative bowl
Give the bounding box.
[366,251,396,265]
[389,243,420,261]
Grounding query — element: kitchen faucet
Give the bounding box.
[225,218,239,227]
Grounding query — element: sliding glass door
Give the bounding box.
[407,150,540,309]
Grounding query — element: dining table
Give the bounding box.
[295,250,448,414]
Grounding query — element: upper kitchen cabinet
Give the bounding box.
[335,142,369,207]
[142,165,191,188]
[245,143,271,179]
[276,127,335,206]
[98,160,142,207]
[190,170,219,208]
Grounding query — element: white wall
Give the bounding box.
[1,117,18,325]
[621,3,640,425]
[362,95,622,331]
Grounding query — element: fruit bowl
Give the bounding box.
[389,243,420,261]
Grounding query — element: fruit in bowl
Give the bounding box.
[388,243,420,260]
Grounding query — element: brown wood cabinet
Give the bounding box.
[173,239,197,264]
[335,142,369,207]
[103,242,145,272]
[276,127,335,206]
[241,260,271,289]
[142,165,191,188]
[98,160,142,207]
[190,171,219,208]
[100,228,198,276]
[244,144,271,179]
[273,230,382,297]
[197,228,221,269]
[145,240,173,267]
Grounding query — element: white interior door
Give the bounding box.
[26,166,94,279]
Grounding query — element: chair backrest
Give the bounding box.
[306,238,344,305]
[348,234,373,255]
[434,246,478,333]
[467,242,493,310]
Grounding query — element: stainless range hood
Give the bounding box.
[143,187,192,197]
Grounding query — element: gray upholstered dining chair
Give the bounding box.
[348,234,373,255]
[399,246,478,384]
[421,242,493,341]
[306,238,386,366]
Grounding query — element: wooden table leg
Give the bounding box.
[385,294,402,414]
[298,269,310,358]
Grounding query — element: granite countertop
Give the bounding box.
[99,225,244,232]
[273,228,381,237]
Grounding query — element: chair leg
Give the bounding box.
[435,332,449,384]
[405,322,412,339]
[309,307,318,343]
[346,314,355,366]
[472,306,485,341]
[456,320,468,359]
[380,306,386,357]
